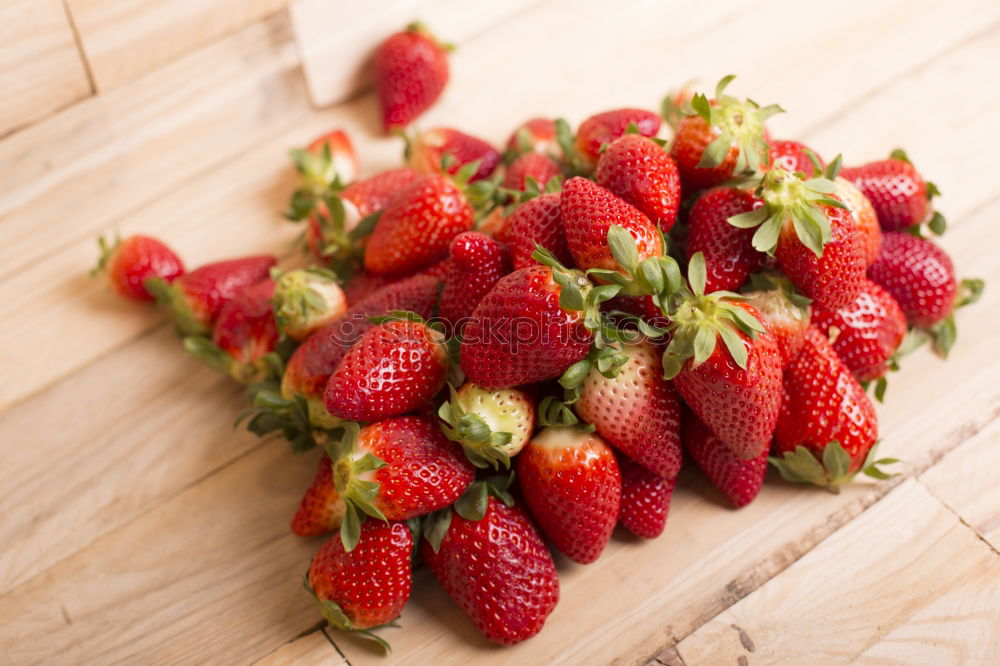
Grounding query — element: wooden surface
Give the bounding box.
[1,1,998,664]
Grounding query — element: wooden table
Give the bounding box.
[2,1,999,664]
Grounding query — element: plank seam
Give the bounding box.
[916,478,1000,558]
[59,0,97,95]
[321,625,352,666]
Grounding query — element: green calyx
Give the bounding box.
[728,166,846,258]
[286,142,347,221]
[688,75,783,174]
[145,276,209,336]
[438,384,513,470]
[272,266,341,336]
[324,422,389,552]
[660,252,766,380]
[236,373,342,453]
[769,440,900,492]
[302,576,396,652]
[422,473,515,554]
[537,395,594,432]
[587,225,683,299]
[92,233,120,277]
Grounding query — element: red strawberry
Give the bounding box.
[811,278,906,382]
[662,255,782,460]
[421,494,559,644]
[438,382,535,468]
[324,317,449,421]
[574,108,661,166]
[595,133,681,232]
[685,187,765,293]
[867,232,956,328]
[287,130,360,235]
[439,232,512,335]
[771,327,891,489]
[731,166,865,310]
[185,278,279,383]
[306,520,412,639]
[840,149,942,232]
[365,173,474,276]
[94,234,184,302]
[306,130,359,182]
[560,177,663,279]
[766,139,823,177]
[146,255,276,335]
[305,168,422,265]
[617,456,676,539]
[571,340,682,479]
[373,23,450,132]
[343,271,398,305]
[406,128,501,182]
[459,264,594,388]
[518,425,621,563]
[682,408,767,508]
[272,274,443,440]
[505,117,558,156]
[835,176,882,267]
[272,268,347,341]
[671,76,780,191]
[502,192,573,270]
[742,275,812,367]
[502,152,561,191]
[293,418,473,542]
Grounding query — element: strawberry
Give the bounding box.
[595,133,681,232]
[286,129,360,230]
[617,455,676,539]
[364,173,474,276]
[406,128,501,182]
[771,327,894,489]
[682,408,767,508]
[304,168,421,265]
[146,254,276,335]
[502,152,561,192]
[505,117,558,157]
[459,260,600,389]
[93,234,184,302]
[502,192,573,270]
[570,340,682,479]
[438,231,512,335]
[867,231,955,328]
[305,520,412,644]
[272,268,347,341]
[517,418,621,563]
[571,108,661,166]
[728,165,865,310]
[811,278,906,382]
[373,23,450,132]
[343,271,399,305]
[685,187,766,293]
[324,316,449,422]
[840,149,944,233]
[670,76,781,191]
[835,176,881,267]
[661,254,782,460]
[438,382,535,468]
[560,177,663,280]
[185,278,279,383]
[421,488,559,645]
[741,274,812,367]
[766,139,823,177]
[293,418,473,545]
[306,130,359,183]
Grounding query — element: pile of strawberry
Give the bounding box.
[93,24,983,649]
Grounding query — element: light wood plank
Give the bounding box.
[66,0,291,92]
[921,418,1000,552]
[0,442,324,665]
[290,0,548,107]
[0,0,92,137]
[251,630,346,666]
[853,548,1000,665]
[675,481,998,664]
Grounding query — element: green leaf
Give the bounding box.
[692,325,715,365]
[340,504,362,552]
[717,325,748,369]
[714,74,736,100]
[727,207,768,229]
[607,225,639,273]
[690,93,713,124]
[559,359,591,389]
[554,118,576,159]
[751,215,783,254]
[698,131,733,168]
[874,376,888,403]
[454,482,489,521]
[889,147,911,163]
[822,441,851,483]
[956,278,985,308]
[422,509,452,553]
[927,211,946,235]
[688,251,707,296]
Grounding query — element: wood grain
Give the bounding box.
[0,0,92,137]
[65,0,290,91]
[251,630,345,666]
[922,418,1000,552]
[674,480,1000,664]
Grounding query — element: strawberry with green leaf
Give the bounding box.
[685,186,766,293]
[438,382,535,469]
[272,267,347,341]
[595,133,681,232]
[93,234,184,302]
[670,75,781,191]
[562,108,661,170]
[374,23,451,132]
[405,127,501,182]
[840,148,945,234]
[505,117,558,158]
[660,253,782,460]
